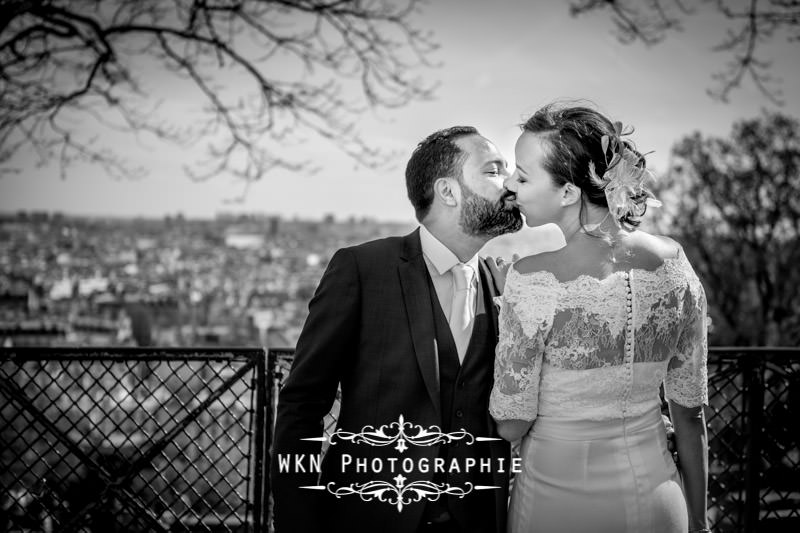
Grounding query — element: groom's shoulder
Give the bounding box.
[341,233,409,260]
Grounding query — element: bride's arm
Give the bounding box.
[669,401,708,532]
[495,419,533,442]
[488,274,554,441]
[665,256,710,531]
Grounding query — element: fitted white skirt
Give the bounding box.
[508,409,687,533]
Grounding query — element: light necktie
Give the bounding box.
[449,263,475,363]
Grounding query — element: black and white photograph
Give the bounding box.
[1,1,798,532]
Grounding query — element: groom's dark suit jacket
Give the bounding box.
[271,229,510,533]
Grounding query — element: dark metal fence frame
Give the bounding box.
[704,347,800,532]
[2,346,798,532]
[1,347,270,533]
[266,346,799,533]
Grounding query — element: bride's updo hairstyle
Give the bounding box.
[521,103,656,231]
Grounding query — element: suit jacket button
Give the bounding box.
[455,409,464,418]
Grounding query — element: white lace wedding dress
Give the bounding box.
[489,248,708,533]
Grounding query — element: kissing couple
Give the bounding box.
[272,102,709,533]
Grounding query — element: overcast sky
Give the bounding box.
[2,0,799,226]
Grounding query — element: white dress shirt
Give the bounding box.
[419,225,479,361]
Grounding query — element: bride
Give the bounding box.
[490,104,709,533]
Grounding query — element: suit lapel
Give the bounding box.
[398,229,441,418]
[478,258,500,342]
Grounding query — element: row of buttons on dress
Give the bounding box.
[621,271,634,416]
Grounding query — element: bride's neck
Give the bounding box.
[559,207,617,243]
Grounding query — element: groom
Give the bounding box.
[270,126,523,533]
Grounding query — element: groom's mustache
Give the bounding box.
[500,189,517,208]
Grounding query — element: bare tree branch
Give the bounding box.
[0,0,438,183]
[570,0,799,104]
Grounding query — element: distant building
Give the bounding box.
[246,290,288,310]
[67,316,125,346]
[269,216,281,237]
[78,276,109,297]
[49,278,75,300]
[224,232,265,250]
[0,290,28,318]
[0,320,67,346]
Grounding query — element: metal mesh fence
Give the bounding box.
[2,347,797,532]
[1,347,268,533]
[271,347,800,533]
[704,348,800,532]
[706,350,748,531]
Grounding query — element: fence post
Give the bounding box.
[743,352,764,533]
[266,349,280,531]
[252,348,268,532]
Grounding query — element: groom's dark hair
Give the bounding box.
[406,126,480,221]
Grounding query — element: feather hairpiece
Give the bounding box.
[587,121,662,227]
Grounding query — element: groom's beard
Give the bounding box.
[459,183,522,238]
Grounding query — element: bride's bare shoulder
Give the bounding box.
[512,250,563,275]
[623,230,683,269]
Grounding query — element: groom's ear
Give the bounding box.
[434,177,459,207]
[560,183,581,207]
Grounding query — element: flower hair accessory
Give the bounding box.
[587,121,662,227]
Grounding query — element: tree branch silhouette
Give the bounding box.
[570,0,799,105]
[0,0,438,184]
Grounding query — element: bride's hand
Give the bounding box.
[486,255,517,294]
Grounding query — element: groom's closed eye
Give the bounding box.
[485,163,502,174]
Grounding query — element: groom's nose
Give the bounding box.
[503,174,516,192]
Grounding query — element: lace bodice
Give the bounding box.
[489,249,708,422]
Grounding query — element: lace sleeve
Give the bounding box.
[665,263,709,407]
[489,273,555,421]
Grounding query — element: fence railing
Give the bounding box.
[2,347,798,532]
[704,347,800,532]
[1,347,269,533]
[268,347,800,533]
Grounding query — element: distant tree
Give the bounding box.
[570,0,800,105]
[0,0,436,184]
[653,111,800,345]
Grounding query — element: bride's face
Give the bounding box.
[504,132,564,227]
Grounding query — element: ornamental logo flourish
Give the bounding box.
[302,414,490,453]
[324,476,480,513]
[285,415,520,512]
